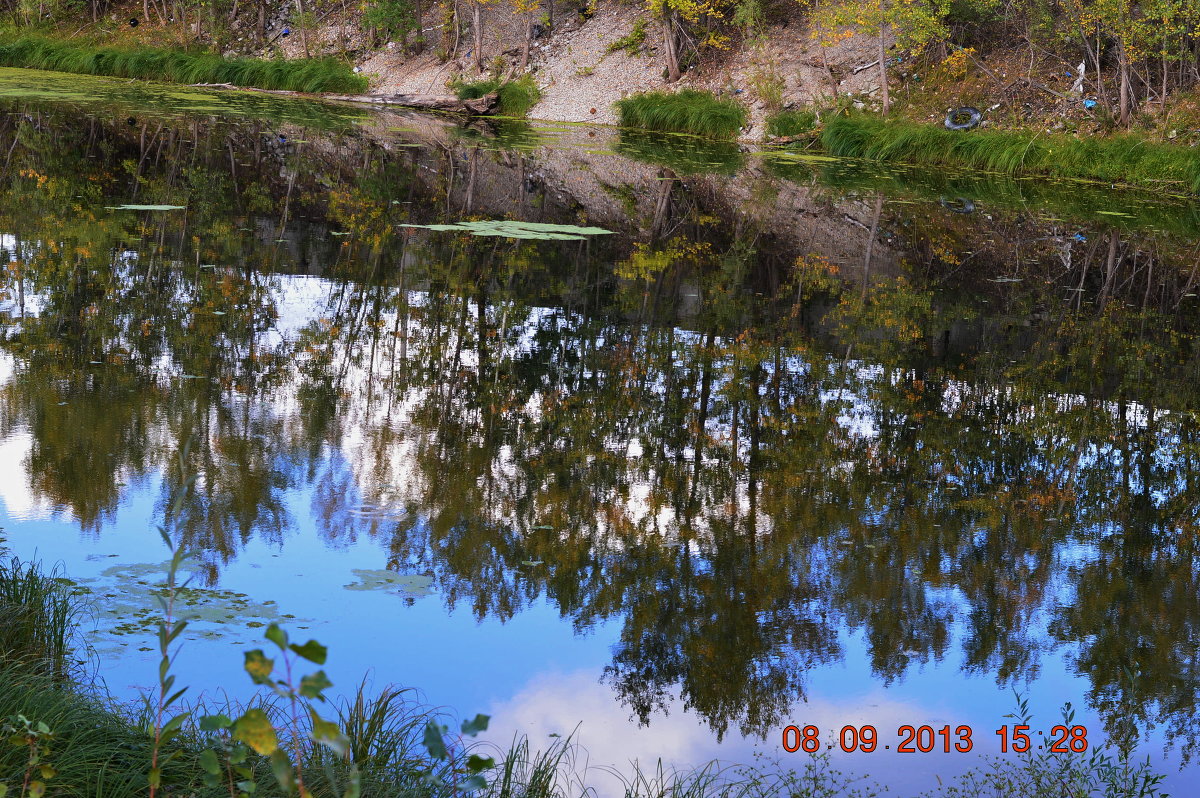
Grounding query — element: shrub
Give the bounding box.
[615,89,748,139]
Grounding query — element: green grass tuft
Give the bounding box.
[0,35,367,93]
[453,74,542,117]
[0,556,81,680]
[615,89,747,140]
[766,109,818,139]
[821,113,1200,194]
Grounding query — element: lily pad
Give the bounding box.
[344,569,434,598]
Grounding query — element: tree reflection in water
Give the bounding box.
[0,104,1199,761]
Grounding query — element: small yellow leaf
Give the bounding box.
[233,709,279,755]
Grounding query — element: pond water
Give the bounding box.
[1,67,1199,795]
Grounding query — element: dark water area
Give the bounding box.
[1,67,1199,795]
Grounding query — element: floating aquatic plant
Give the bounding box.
[344,569,434,598]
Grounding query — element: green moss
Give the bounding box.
[766,109,818,139]
[0,35,367,93]
[615,89,748,140]
[821,113,1200,194]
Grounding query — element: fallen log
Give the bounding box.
[322,92,500,115]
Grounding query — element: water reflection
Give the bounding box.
[0,94,1199,777]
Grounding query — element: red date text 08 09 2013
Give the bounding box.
[781,724,1089,754]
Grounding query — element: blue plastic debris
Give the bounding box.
[1083,99,1097,109]
[281,27,290,36]
[1073,233,1086,242]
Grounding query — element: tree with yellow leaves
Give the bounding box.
[812,0,950,114]
[648,0,732,83]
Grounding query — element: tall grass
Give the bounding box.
[765,109,817,139]
[821,114,1200,194]
[0,35,367,93]
[0,664,198,796]
[0,557,81,679]
[615,89,747,140]
[453,74,542,117]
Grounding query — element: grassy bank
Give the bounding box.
[0,35,367,93]
[821,114,1200,194]
[615,89,747,139]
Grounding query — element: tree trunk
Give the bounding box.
[1117,41,1132,126]
[412,0,423,52]
[1162,54,1168,111]
[878,26,890,115]
[661,4,680,82]
[297,0,311,58]
[472,1,484,73]
[520,12,532,71]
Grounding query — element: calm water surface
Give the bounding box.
[1,67,1199,794]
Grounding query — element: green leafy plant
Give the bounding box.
[147,448,199,797]
[198,623,359,796]
[0,714,56,798]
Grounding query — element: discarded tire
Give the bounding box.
[939,196,976,214]
[944,106,982,131]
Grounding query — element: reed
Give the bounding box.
[821,114,1200,194]
[615,90,747,140]
[0,35,367,93]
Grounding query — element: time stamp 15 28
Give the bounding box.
[782,724,1090,754]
